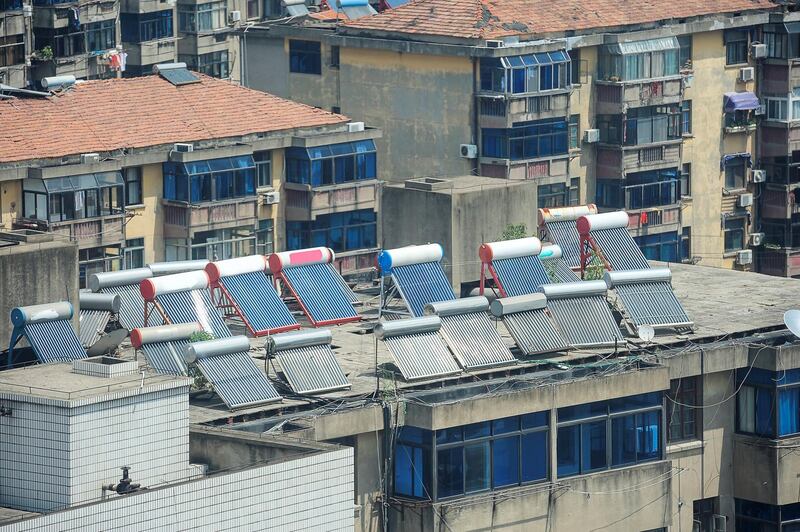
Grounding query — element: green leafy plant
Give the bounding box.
[583,250,606,281]
[37,46,53,60]
[187,331,214,390]
[500,223,527,241]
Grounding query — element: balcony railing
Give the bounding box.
[332,248,379,278]
[758,247,800,278]
[595,77,683,113]
[163,197,257,230]
[13,213,125,248]
[761,188,800,219]
[284,180,379,221]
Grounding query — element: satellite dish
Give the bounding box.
[86,329,129,357]
[784,310,800,339]
[638,324,655,343]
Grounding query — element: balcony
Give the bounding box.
[162,197,257,238]
[761,187,800,219]
[595,76,683,114]
[724,122,758,135]
[734,433,800,505]
[478,92,569,129]
[757,247,800,277]
[33,1,118,29]
[120,0,172,12]
[626,205,681,237]
[761,59,800,95]
[0,9,26,35]
[332,248,379,278]
[124,38,177,67]
[284,180,379,222]
[13,213,125,249]
[761,122,800,158]
[597,141,682,177]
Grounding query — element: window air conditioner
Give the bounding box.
[749,232,765,246]
[485,40,504,48]
[739,67,755,82]
[174,143,194,153]
[751,169,766,183]
[738,193,754,207]
[229,10,241,22]
[584,129,600,143]
[262,191,280,205]
[347,122,365,133]
[751,43,767,59]
[736,249,753,265]
[81,153,100,164]
[460,144,478,159]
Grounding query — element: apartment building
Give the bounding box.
[239,0,792,273]
[0,67,382,285]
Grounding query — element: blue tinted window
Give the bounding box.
[779,388,800,436]
[437,427,463,445]
[398,426,430,445]
[492,417,519,435]
[464,422,490,440]
[559,400,607,422]
[582,421,607,472]
[437,447,463,498]
[464,442,490,493]
[611,415,637,466]
[492,436,519,487]
[522,411,548,429]
[395,444,428,499]
[557,425,580,477]
[637,411,661,461]
[609,392,662,412]
[522,431,548,482]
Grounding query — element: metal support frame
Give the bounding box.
[377,274,413,319]
[209,279,299,337]
[478,260,507,298]
[579,232,612,278]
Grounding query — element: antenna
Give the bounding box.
[638,324,655,345]
[784,310,800,338]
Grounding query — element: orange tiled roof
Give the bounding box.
[343,0,777,40]
[0,74,348,164]
[310,8,348,20]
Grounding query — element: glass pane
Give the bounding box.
[611,415,637,466]
[636,411,661,461]
[492,416,520,435]
[436,447,463,498]
[779,387,800,436]
[559,401,607,422]
[436,427,463,445]
[755,387,776,436]
[95,171,124,186]
[582,421,607,472]
[464,422,490,440]
[521,431,547,482]
[609,392,662,412]
[522,412,548,429]
[492,436,520,488]
[556,425,580,477]
[464,442,490,493]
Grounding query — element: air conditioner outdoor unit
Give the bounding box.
[229,10,241,22]
[584,129,600,143]
[751,42,767,59]
[81,153,100,164]
[347,121,365,133]
[740,67,755,82]
[755,104,766,116]
[460,144,478,159]
[262,191,280,205]
[174,143,193,153]
[485,40,504,48]
[736,249,753,265]
[750,232,765,246]
[751,169,766,183]
[738,192,754,207]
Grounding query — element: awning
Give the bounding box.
[721,153,752,170]
[607,37,680,55]
[723,92,760,113]
[500,50,568,69]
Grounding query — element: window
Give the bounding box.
[178,1,226,32]
[736,499,800,531]
[767,98,788,121]
[596,168,679,210]
[667,377,699,442]
[0,0,22,9]
[124,238,145,269]
[598,39,680,81]
[286,140,377,186]
[678,35,692,69]
[37,27,85,58]
[256,219,274,255]
[286,209,377,252]
[725,161,747,190]
[479,50,571,95]
[121,11,173,43]
[538,183,567,209]
[254,151,272,188]
[568,115,580,149]
[633,231,679,262]
[681,101,692,135]
[186,225,256,260]
[79,245,121,288]
[124,167,143,206]
[180,51,229,78]
[680,163,691,197]
[395,413,549,501]
[736,368,800,438]
[557,393,662,478]
[569,177,580,205]
[0,35,24,68]
[21,172,124,223]
[289,40,321,75]
[330,45,340,68]
[724,217,746,253]
[163,156,255,203]
[681,227,691,262]
[482,118,569,161]
[765,30,788,59]
[85,20,115,52]
[725,29,749,65]
[246,0,259,19]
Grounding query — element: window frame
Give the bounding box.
[724,216,747,253]
[178,1,227,33]
[124,167,143,207]
[0,34,24,68]
[725,29,750,65]
[667,377,701,443]
[124,238,145,269]
[289,39,322,75]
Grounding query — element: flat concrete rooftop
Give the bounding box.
[182,262,800,424]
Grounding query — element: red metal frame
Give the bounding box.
[143,299,169,326]
[578,232,613,278]
[209,279,300,336]
[479,260,509,298]
[276,271,362,327]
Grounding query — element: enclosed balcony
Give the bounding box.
[121,11,177,67]
[33,0,119,29]
[761,187,800,219]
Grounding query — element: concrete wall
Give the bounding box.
[244,37,289,98]
[125,163,165,264]
[0,385,189,513]
[0,448,354,531]
[0,239,79,350]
